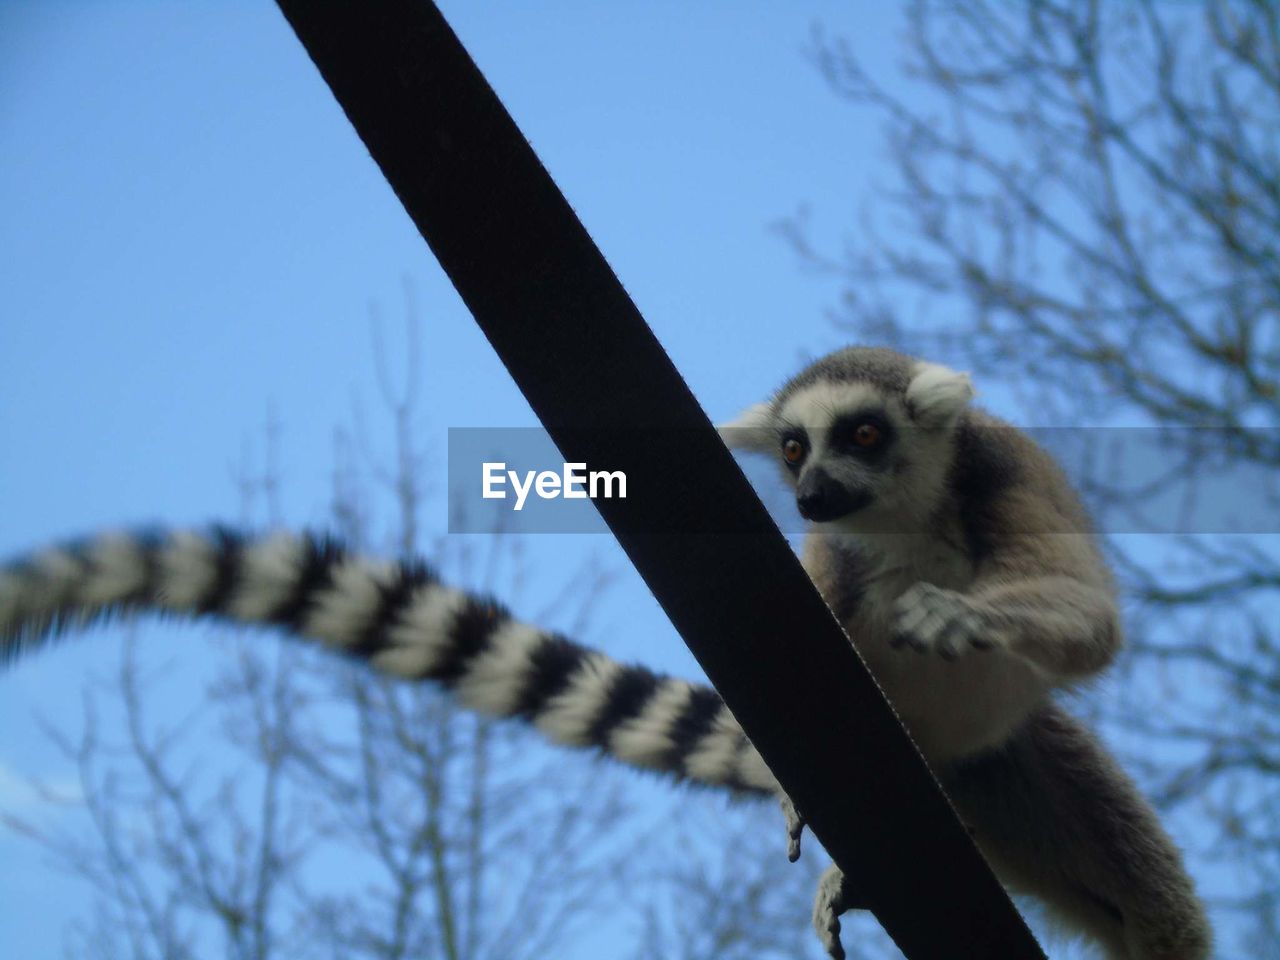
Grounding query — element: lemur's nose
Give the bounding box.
[796,469,857,522]
[796,486,828,520]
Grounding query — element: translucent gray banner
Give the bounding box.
[447,427,1280,535]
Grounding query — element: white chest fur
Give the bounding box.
[807,530,1049,764]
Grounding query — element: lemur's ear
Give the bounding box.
[718,403,777,453]
[906,362,975,428]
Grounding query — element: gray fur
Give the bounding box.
[724,346,1210,960]
[774,346,917,405]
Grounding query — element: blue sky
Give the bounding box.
[2,3,1251,959]
[1,0,901,543]
[0,3,910,955]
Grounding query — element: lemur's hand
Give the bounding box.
[779,792,805,862]
[891,582,1004,660]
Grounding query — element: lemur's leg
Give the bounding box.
[943,704,1212,960]
[892,576,1119,680]
[780,794,871,960]
[812,863,855,960]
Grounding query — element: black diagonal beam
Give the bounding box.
[271,3,1045,957]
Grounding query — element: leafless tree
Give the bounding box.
[632,798,887,960]
[2,299,635,960]
[3,289,842,958]
[786,1,1279,953]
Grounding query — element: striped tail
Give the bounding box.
[0,527,775,795]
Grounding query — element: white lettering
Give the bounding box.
[589,470,626,500]
[563,463,588,499]
[482,462,506,499]
[509,469,536,511]
[535,470,561,500]
[480,461,627,510]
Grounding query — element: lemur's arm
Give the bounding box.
[892,488,1121,684]
[892,570,1120,681]
[964,572,1119,678]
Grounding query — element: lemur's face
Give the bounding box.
[721,351,975,530]
[771,381,901,523]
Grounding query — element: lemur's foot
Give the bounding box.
[779,792,806,862]
[891,582,1005,660]
[813,863,854,960]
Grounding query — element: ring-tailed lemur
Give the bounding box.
[720,347,1209,960]
[0,347,1209,960]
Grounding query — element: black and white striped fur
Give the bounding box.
[0,527,776,796]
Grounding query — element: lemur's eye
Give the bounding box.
[782,438,806,464]
[853,422,882,448]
